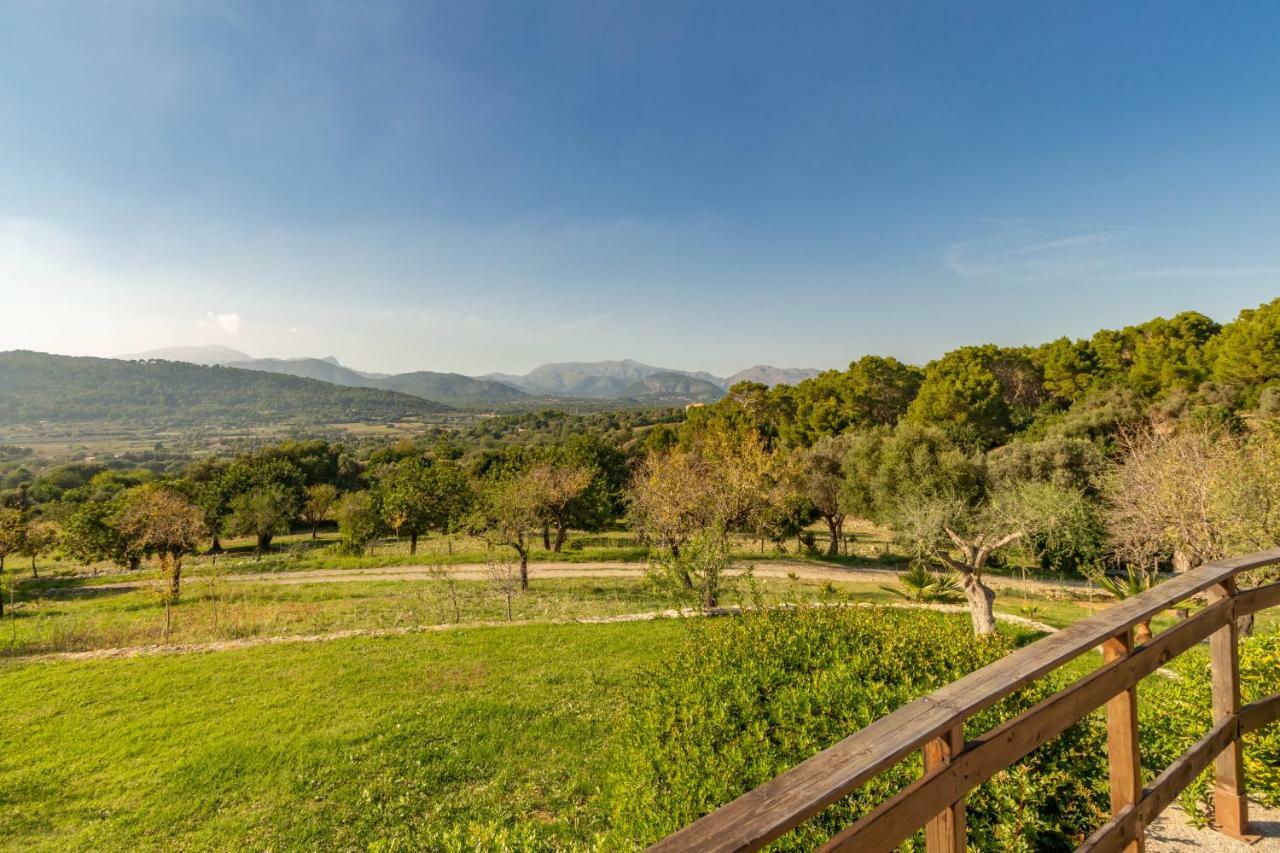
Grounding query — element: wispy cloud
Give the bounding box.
[944,233,1115,282]
[1105,266,1280,282]
[550,313,614,334]
[949,217,1246,239]
[1000,232,1113,256]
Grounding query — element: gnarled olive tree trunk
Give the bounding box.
[938,527,1023,637]
[959,572,997,636]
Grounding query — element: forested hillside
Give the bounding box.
[0,351,450,427]
[375,371,529,405]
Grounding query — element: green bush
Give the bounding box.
[1140,633,1280,824]
[604,607,1109,851]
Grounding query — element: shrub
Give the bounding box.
[604,607,1108,850]
[1140,633,1280,824]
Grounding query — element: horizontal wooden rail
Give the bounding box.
[1081,716,1239,852]
[818,600,1232,852]
[650,548,1280,853]
[1238,579,1280,617]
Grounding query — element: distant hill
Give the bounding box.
[120,350,820,406]
[376,372,528,406]
[619,371,726,404]
[121,345,251,365]
[227,357,528,407]
[227,357,372,387]
[0,351,449,427]
[519,360,672,397]
[724,365,821,388]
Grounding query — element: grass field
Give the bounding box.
[3,565,1144,658]
[5,517,1275,849]
[0,620,686,851]
[2,554,1275,850]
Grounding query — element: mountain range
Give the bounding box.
[120,347,820,407]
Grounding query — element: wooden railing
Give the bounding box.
[650,548,1280,853]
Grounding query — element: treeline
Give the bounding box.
[683,299,1280,449]
[3,300,1279,635]
[0,434,634,606]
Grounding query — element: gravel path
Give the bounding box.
[1148,801,1280,850]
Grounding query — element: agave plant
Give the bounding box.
[1090,565,1163,643]
[883,561,963,604]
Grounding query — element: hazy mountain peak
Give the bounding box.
[120,345,252,366]
[724,365,821,388]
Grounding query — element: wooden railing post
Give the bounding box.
[1206,580,1255,841]
[1102,630,1144,853]
[923,723,966,853]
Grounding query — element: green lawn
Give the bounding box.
[0,620,686,852]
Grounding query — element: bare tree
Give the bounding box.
[485,553,522,621]
[1105,425,1280,572]
[425,564,462,623]
[1106,425,1280,635]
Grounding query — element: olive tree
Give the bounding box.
[894,482,1095,635]
[226,484,298,558]
[843,423,1093,636]
[800,435,852,556]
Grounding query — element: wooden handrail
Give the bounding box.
[649,548,1280,853]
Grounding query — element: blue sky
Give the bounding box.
[2,1,1279,375]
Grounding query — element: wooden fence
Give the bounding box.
[650,548,1280,852]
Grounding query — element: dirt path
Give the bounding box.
[6,600,1058,663]
[47,559,1091,597]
